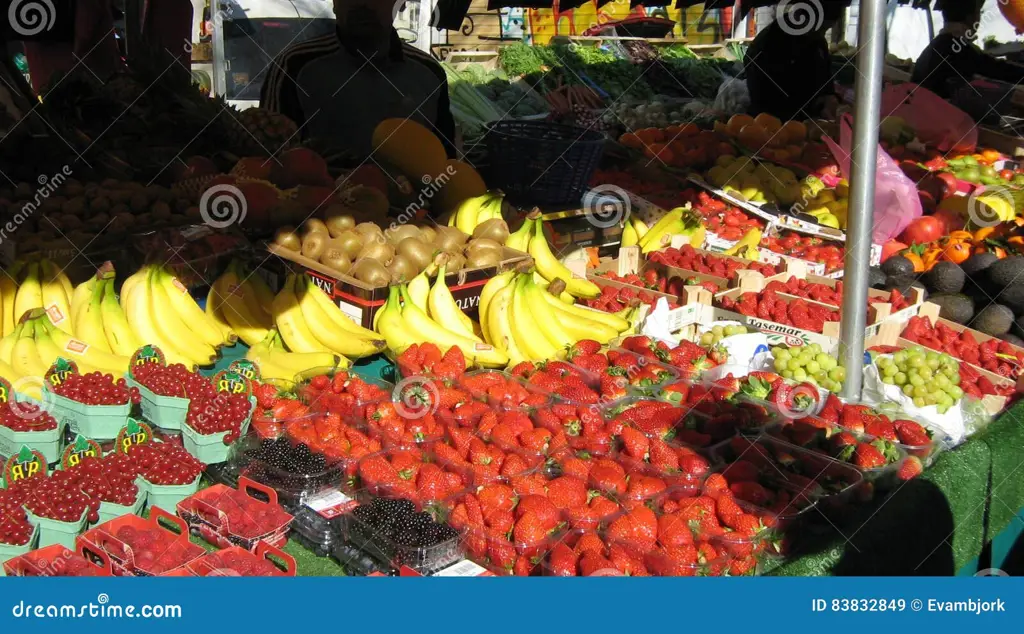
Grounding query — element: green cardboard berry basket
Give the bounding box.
[180,398,255,465]
[0,524,39,576]
[0,421,65,464]
[26,507,89,549]
[137,473,202,511]
[95,489,148,525]
[124,376,189,431]
[44,388,131,441]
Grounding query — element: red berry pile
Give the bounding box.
[364,401,443,447]
[68,454,141,506]
[959,364,1013,398]
[512,359,601,405]
[761,232,844,273]
[596,270,686,295]
[396,343,466,381]
[434,423,547,486]
[194,549,283,576]
[700,197,765,242]
[22,469,99,523]
[458,371,549,411]
[649,244,779,279]
[717,290,840,332]
[181,487,292,539]
[765,277,912,312]
[298,371,390,418]
[0,488,34,546]
[128,441,204,485]
[532,403,613,455]
[618,335,726,377]
[133,363,216,399]
[0,400,59,432]
[285,411,381,465]
[52,372,140,406]
[583,282,680,313]
[357,446,468,504]
[902,316,1024,378]
[108,524,202,574]
[185,392,251,443]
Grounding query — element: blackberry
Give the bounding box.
[435,524,459,542]
[394,526,421,546]
[351,504,379,527]
[371,497,415,518]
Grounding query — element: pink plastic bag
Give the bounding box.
[879,83,978,153]
[823,115,922,244]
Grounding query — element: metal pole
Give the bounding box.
[839,0,887,400]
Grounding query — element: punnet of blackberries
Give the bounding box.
[342,497,460,568]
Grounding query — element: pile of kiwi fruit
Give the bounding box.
[271,212,511,288]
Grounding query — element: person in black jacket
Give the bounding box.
[912,1,1024,100]
[744,3,844,122]
[260,0,456,162]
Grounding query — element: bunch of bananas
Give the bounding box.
[375,260,508,368]
[620,216,650,248]
[245,329,341,385]
[0,309,129,398]
[72,268,142,357]
[635,206,705,254]
[449,191,505,235]
[479,265,634,366]
[509,215,601,300]
[206,259,274,347]
[0,259,75,338]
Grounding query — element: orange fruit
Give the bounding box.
[754,113,783,134]
[780,120,807,144]
[727,114,755,136]
[737,123,770,149]
[620,132,643,149]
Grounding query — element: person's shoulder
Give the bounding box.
[401,44,446,81]
[274,33,341,67]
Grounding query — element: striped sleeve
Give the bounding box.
[260,34,339,128]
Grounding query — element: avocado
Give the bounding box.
[960,252,999,277]
[970,304,1014,336]
[1002,333,1024,348]
[998,283,1024,316]
[986,256,1024,290]
[921,261,965,294]
[885,273,915,292]
[926,293,974,325]
[868,266,887,288]
[881,255,915,277]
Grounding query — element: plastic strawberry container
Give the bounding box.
[296,368,393,420]
[3,543,112,577]
[77,507,205,576]
[604,347,682,398]
[355,446,472,505]
[176,476,294,552]
[332,498,464,575]
[186,543,296,576]
[289,505,341,558]
[457,370,552,412]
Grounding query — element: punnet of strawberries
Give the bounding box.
[583,280,680,313]
[764,276,913,312]
[396,344,466,380]
[357,446,469,504]
[761,232,844,273]
[512,357,602,405]
[902,316,1024,380]
[699,195,766,242]
[717,290,840,333]
[617,334,727,378]
[297,371,391,418]
[457,371,549,411]
[649,244,780,280]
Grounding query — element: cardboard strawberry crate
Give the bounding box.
[176,476,294,552]
[699,290,899,352]
[186,543,296,576]
[639,245,791,291]
[267,243,529,328]
[757,244,883,280]
[893,303,1024,415]
[77,507,206,577]
[3,543,113,577]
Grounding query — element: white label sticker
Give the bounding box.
[433,559,489,577]
[304,489,356,519]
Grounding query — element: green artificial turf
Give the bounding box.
[980,402,1024,544]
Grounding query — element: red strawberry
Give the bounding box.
[619,426,650,460]
[512,512,552,556]
[547,542,578,576]
[546,476,587,510]
[897,456,923,480]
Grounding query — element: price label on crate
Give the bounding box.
[44,358,79,389]
[115,419,154,455]
[3,446,47,488]
[228,359,261,383]
[131,345,166,368]
[61,435,103,469]
[213,371,251,398]
[304,489,358,519]
[0,377,11,405]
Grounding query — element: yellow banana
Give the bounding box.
[73,276,112,353]
[638,207,684,249]
[509,274,560,361]
[407,266,435,313]
[541,281,626,336]
[246,330,343,382]
[485,282,526,367]
[0,324,23,365]
[505,218,534,252]
[13,263,43,324]
[399,286,507,368]
[429,263,479,341]
[148,268,218,365]
[71,275,97,333]
[0,270,19,337]
[640,218,686,254]
[375,286,423,357]
[299,275,381,340]
[212,267,272,346]
[10,320,47,379]
[205,283,236,344]
[272,274,332,354]
[296,275,385,358]
[0,357,20,381]
[523,274,574,350]
[101,277,142,356]
[43,317,129,377]
[529,221,600,299]
[632,217,650,240]
[455,192,497,235]
[245,266,277,319]
[621,220,639,248]
[151,267,226,348]
[32,318,99,376]
[40,260,73,334]
[479,270,515,339]
[122,267,198,368]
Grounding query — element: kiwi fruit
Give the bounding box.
[465,238,504,260]
[445,251,467,271]
[151,200,172,220]
[350,258,390,287]
[386,224,421,245]
[466,250,503,269]
[62,197,86,216]
[358,240,395,265]
[418,225,437,244]
[434,226,468,253]
[397,237,433,271]
[301,232,328,260]
[325,214,355,238]
[355,222,384,240]
[130,191,150,212]
[319,243,351,275]
[387,254,416,283]
[473,218,510,244]
[303,218,330,235]
[273,226,302,252]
